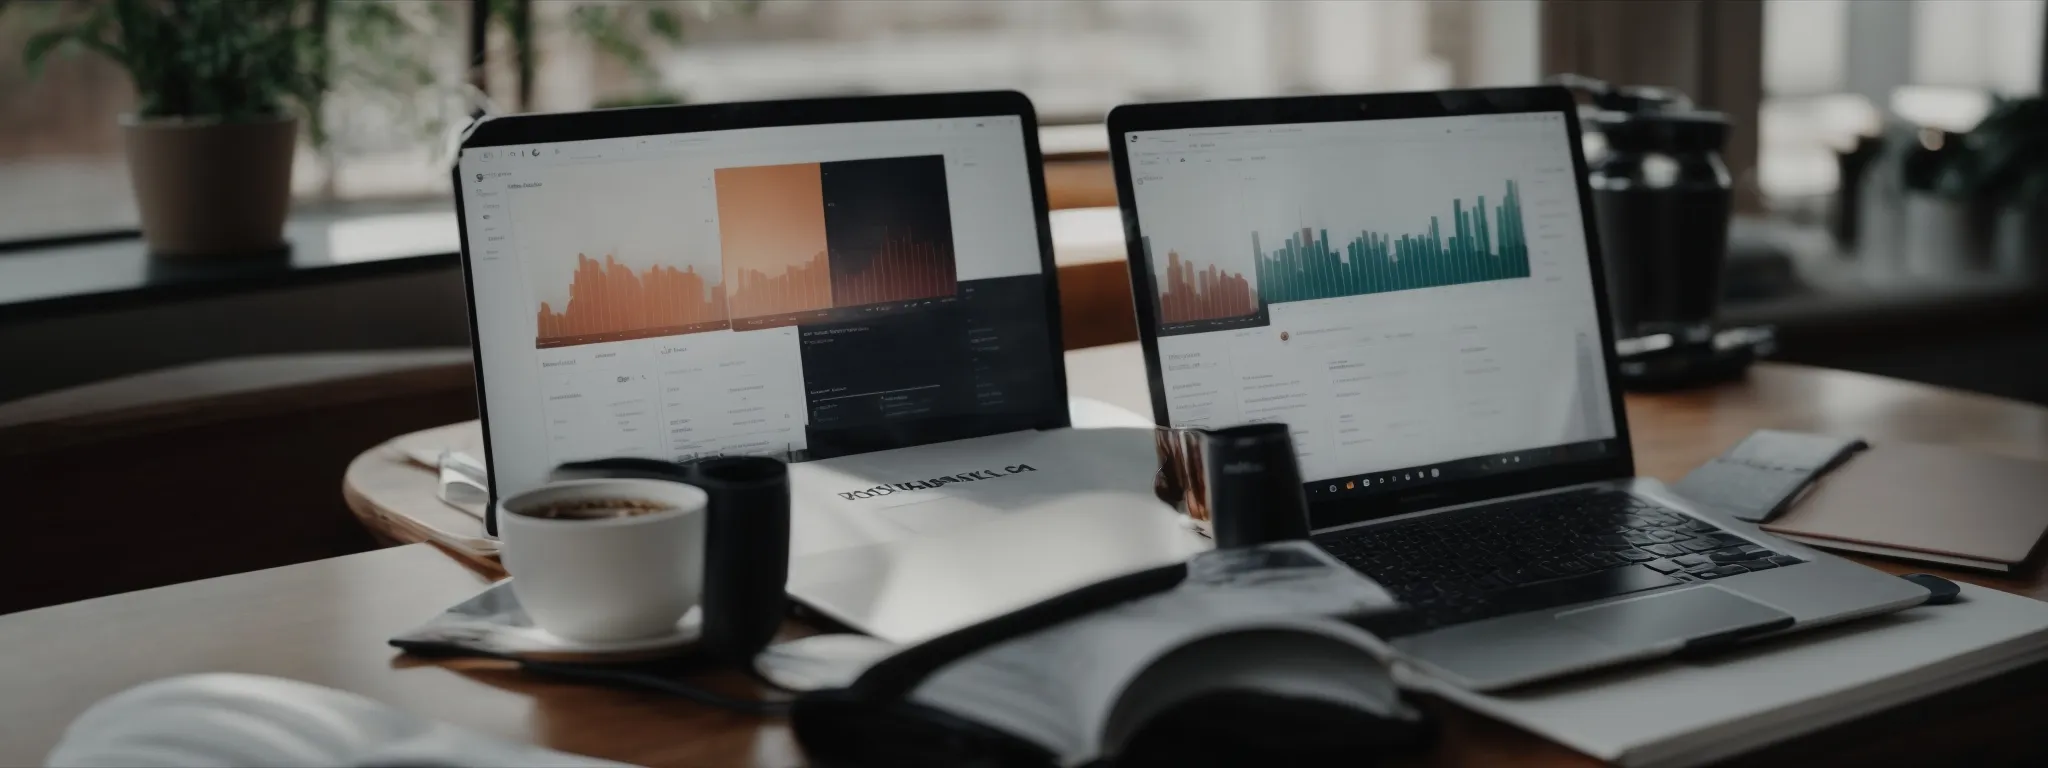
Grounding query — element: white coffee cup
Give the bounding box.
[497,478,709,642]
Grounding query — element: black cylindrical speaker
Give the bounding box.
[1200,424,1312,549]
[685,456,791,664]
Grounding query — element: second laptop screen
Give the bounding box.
[1125,111,1621,501]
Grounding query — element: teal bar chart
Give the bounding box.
[1252,179,1531,305]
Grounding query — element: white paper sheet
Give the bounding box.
[786,426,1168,558]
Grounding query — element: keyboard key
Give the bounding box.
[1647,529,1685,542]
[1623,532,1660,546]
[1581,551,1626,568]
[1595,535,1632,549]
[1616,548,1659,562]
[1709,549,1753,563]
[1733,559,1779,571]
[1767,555,1804,567]
[1493,566,1550,585]
[1681,539,1723,552]
[1672,554,1710,567]
[1737,545,1771,556]
[1644,543,1687,557]
[1549,558,1594,575]
[1696,565,1750,580]
[1643,559,1683,574]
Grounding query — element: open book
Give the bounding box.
[802,542,1424,766]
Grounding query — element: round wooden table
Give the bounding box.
[349,346,2048,551]
[341,343,2048,766]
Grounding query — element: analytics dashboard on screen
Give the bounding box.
[1124,112,1618,495]
[458,116,1059,497]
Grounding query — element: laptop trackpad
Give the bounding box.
[1555,586,1794,650]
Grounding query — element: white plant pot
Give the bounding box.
[1900,193,1992,278]
[1993,203,2048,279]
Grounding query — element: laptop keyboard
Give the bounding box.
[1317,490,1802,637]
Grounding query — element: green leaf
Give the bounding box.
[647,7,686,43]
[14,0,471,148]
[570,3,664,83]
[21,26,81,76]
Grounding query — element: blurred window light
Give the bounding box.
[0,0,1537,244]
[1912,0,2045,95]
[627,0,1531,122]
[1759,0,2045,203]
[1758,94,1882,200]
[327,212,460,265]
[1890,86,1997,134]
[0,0,469,243]
[1764,0,1849,97]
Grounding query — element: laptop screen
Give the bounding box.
[1124,111,1620,503]
[457,116,1060,498]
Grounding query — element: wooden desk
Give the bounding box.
[17,344,2048,766]
[0,545,800,766]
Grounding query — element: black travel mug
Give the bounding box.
[1588,109,1733,340]
[684,456,791,664]
[1200,424,1313,549]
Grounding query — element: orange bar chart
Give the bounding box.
[729,250,831,318]
[535,253,728,347]
[715,162,836,321]
[1155,245,1258,323]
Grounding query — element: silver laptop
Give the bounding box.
[1107,87,1927,691]
[451,92,1083,633]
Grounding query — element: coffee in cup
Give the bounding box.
[497,478,709,643]
[519,497,672,521]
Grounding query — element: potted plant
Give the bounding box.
[18,0,755,256]
[1898,125,1992,277]
[24,0,325,257]
[1938,97,2048,278]
[1998,169,2048,279]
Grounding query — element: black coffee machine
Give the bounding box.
[1558,75,1774,389]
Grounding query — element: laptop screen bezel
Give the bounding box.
[1106,86,1636,532]
[451,91,1072,513]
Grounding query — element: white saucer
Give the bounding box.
[393,579,710,661]
[495,605,704,655]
